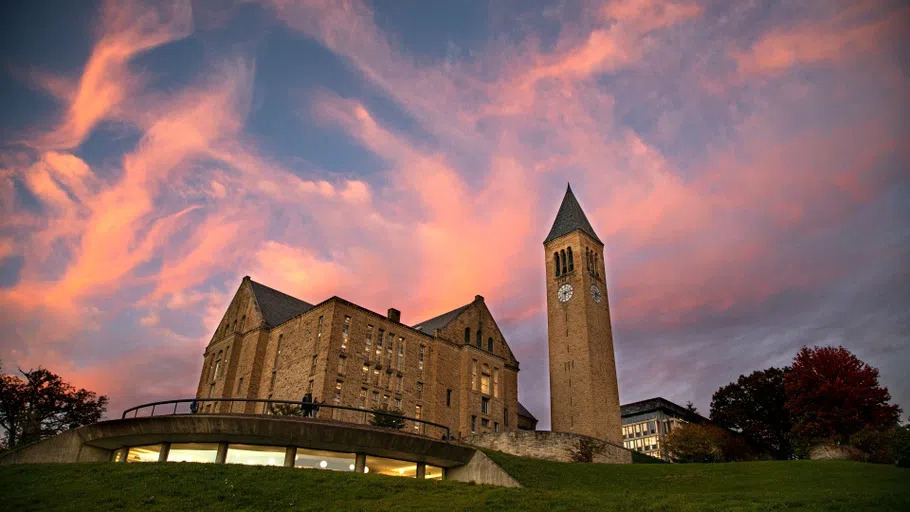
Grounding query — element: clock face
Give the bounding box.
[558,284,574,303]
[590,284,602,303]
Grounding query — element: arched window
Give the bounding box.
[487,337,493,353]
[213,350,223,380]
[585,247,590,270]
[594,253,598,275]
[476,330,482,348]
[481,364,491,395]
[464,328,471,344]
[567,247,574,272]
[554,252,560,277]
[231,319,237,332]
[560,250,567,275]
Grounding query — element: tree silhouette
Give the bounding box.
[711,367,793,459]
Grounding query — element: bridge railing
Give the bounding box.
[121,398,451,440]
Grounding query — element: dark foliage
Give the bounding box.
[710,367,793,459]
[0,364,108,449]
[368,407,406,429]
[785,346,901,445]
[569,438,604,463]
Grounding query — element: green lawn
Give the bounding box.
[1,453,907,511]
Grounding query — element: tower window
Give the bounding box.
[560,250,567,275]
[464,327,471,344]
[567,247,574,272]
[554,252,560,277]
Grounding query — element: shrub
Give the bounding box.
[268,403,302,416]
[665,423,753,462]
[569,438,604,463]
[890,426,910,468]
[369,407,406,430]
[850,427,895,464]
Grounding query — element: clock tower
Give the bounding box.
[544,184,622,443]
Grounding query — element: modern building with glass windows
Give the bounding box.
[620,397,706,461]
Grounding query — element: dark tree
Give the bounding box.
[369,407,406,430]
[710,367,793,459]
[684,401,700,422]
[0,364,108,449]
[785,346,901,445]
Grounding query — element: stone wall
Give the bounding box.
[465,430,632,464]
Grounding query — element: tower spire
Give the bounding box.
[544,182,601,244]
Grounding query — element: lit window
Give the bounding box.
[365,325,373,361]
[273,334,283,368]
[414,405,422,431]
[382,394,390,409]
[359,388,367,408]
[397,337,404,368]
[493,368,500,398]
[418,345,425,372]
[362,364,369,382]
[341,316,350,352]
[471,360,478,390]
[334,381,342,402]
[373,368,380,386]
[481,364,491,395]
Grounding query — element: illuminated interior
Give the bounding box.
[294,448,355,471]
[167,443,219,463]
[365,455,419,477]
[126,444,161,463]
[425,464,444,480]
[225,444,285,466]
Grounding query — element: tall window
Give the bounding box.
[240,315,246,331]
[372,391,379,408]
[560,250,567,275]
[396,375,403,393]
[316,315,323,348]
[376,329,384,361]
[471,360,478,390]
[237,377,244,394]
[476,330,482,348]
[585,247,590,270]
[373,368,380,386]
[361,364,369,383]
[418,345,425,372]
[393,397,401,410]
[487,337,493,353]
[482,397,489,415]
[594,253,598,275]
[208,383,215,398]
[311,355,318,373]
[359,388,367,408]
[481,364,491,395]
[554,252,560,277]
[567,247,574,271]
[386,332,394,367]
[397,337,404,368]
[504,407,509,427]
[338,356,346,375]
[493,368,500,398]
[269,371,277,392]
[334,381,342,403]
[471,415,476,433]
[341,316,350,352]
[214,351,223,380]
[382,394,390,409]
[365,325,373,361]
[446,389,452,407]
[464,327,471,344]
[416,382,423,400]
[273,334,283,368]
[415,405,422,431]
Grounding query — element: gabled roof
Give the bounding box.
[620,397,709,423]
[411,303,471,334]
[544,183,602,244]
[517,401,537,421]
[248,279,314,327]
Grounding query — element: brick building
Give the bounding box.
[196,279,522,438]
[197,183,622,443]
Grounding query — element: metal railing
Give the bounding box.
[121,398,451,439]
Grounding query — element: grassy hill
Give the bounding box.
[1,451,908,511]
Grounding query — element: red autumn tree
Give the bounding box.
[785,346,900,445]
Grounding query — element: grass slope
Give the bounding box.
[0,454,907,511]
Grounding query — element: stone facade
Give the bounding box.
[544,188,623,444]
[196,280,521,439]
[464,431,632,464]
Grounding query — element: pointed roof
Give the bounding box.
[544,183,602,244]
[411,303,471,334]
[248,278,314,327]
[517,401,537,421]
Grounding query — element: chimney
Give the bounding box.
[387,308,401,323]
[475,295,484,303]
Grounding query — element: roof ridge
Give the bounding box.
[411,302,472,332]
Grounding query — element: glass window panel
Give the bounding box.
[425,465,444,480]
[365,455,418,477]
[127,444,161,463]
[167,443,219,463]
[226,444,285,466]
[294,448,356,471]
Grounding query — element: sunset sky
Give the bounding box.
[1,0,908,427]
